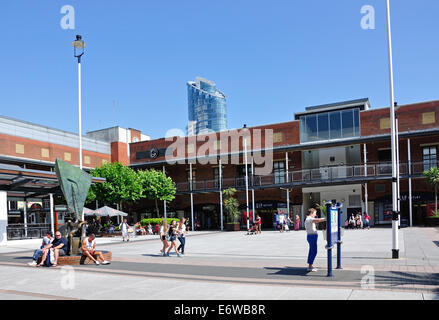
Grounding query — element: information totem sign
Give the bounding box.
[325,202,342,277]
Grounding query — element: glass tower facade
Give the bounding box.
[187,77,227,135]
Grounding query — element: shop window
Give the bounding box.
[423,146,437,171]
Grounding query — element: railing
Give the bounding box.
[6,223,51,240]
[175,161,437,193]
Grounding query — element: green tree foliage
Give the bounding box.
[137,169,176,215]
[223,188,240,223]
[424,166,439,217]
[87,162,143,210]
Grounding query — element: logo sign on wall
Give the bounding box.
[150,147,159,159]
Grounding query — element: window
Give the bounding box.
[213,167,220,188]
[349,195,361,207]
[187,170,196,190]
[273,161,285,184]
[300,108,360,143]
[423,146,437,171]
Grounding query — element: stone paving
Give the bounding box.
[0,227,438,300]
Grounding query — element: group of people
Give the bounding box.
[28,231,110,267]
[159,218,187,257]
[278,215,301,232]
[345,212,371,229]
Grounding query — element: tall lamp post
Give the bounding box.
[72,35,86,171]
[385,0,399,259]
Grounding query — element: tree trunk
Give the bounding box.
[155,198,160,217]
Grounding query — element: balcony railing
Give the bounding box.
[175,161,436,193]
[6,223,51,240]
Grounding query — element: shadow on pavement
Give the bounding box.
[264,266,326,277]
[374,271,439,293]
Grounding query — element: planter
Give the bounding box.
[226,223,240,231]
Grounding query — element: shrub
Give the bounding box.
[140,218,180,226]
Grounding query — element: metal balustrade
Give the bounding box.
[174,161,437,193]
[7,223,51,240]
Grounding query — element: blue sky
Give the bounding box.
[1,0,438,139]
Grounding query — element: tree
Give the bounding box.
[88,162,143,211]
[424,166,439,217]
[137,169,176,216]
[223,188,240,223]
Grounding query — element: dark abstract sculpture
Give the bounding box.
[55,158,92,254]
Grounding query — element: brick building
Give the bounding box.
[129,98,439,230]
[0,115,149,240]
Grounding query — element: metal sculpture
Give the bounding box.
[55,158,92,254]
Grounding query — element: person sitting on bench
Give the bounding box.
[81,234,110,265]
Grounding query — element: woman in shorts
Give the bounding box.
[159,219,169,256]
[166,220,181,257]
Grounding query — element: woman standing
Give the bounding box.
[294,215,301,231]
[159,219,169,256]
[363,212,371,230]
[177,218,187,255]
[166,220,181,257]
[305,208,326,272]
[255,215,262,234]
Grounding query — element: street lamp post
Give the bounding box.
[385,0,399,259]
[72,35,86,171]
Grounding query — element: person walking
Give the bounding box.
[305,208,326,272]
[159,219,169,256]
[119,218,130,242]
[294,215,301,231]
[166,220,181,257]
[177,218,187,255]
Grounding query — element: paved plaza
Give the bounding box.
[0,227,438,300]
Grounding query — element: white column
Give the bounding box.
[251,158,255,222]
[163,166,167,219]
[78,60,83,171]
[219,159,224,231]
[190,163,194,231]
[396,118,401,227]
[408,138,413,227]
[23,198,28,238]
[286,152,290,217]
[50,193,55,236]
[363,144,368,215]
[244,137,250,230]
[0,191,8,245]
[386,0,399,258]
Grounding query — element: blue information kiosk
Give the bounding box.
[325,202,343,277]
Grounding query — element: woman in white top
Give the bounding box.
[305,208,326,272]
[177,218,187,255]
[159,219,169,256]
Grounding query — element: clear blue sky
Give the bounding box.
[1,0,438,139]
